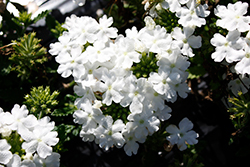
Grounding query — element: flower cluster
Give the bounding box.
[144,0,210,28]
[49,13,199,155]
[0,104,60,167]
[210,1,250,96]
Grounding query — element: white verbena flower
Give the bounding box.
[214,1,250,32]
[33,152,60,167]
[6,154,36,167]
[122,122,146,156]
[55,46,86,78]
[94,116,125,151]
[73,98,104,131]
[96,15,118,42]
[69,16,99,45]
[6,104,37,135]
[95,69,125,106]
[127,111,160,139]
[21,125,59,159]
[235,44,250,75]
[0,139,12,165]
[113,36,141,69]
[171,26,202,57]
[49,32,77,56]
[176,0,210,27]
[166,117,198,151]
[161,0,181,13]
[210,30,245,63]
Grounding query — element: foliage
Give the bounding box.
[45,14,67,38]
[228,91,250,129]
[9,32,47,80]
[24,86,59,118]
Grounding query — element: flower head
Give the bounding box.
[166,117,198,151]
[215,1,250,32]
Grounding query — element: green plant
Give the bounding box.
[24,86,59,118]
[9,32,47,80]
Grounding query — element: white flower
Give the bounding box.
[228,76,250,96]
[0,110,12,137]
[139,25,172,54]
[0,139,12,165]
[94,116,125,151]
[157,52,190,77]
[33,152,60,167]
[79,128,95,142]
[74,87,97,108]
[69,16,99,45]
[84,41,114,64]
[7,104,37,134]
[176,0,210,27]
[37,116,55,131]
[171,26,202,57]
[126,26,148,53]
[96,15,118,42]
[120,77,146,114]
[49,32,76,56]
[62,14,78,30]
[122,131,140,156]
[6,154,35,167]
[122,123,146,156]
[95,69,125,106]
[235,44,250,75]
[141,80,165,111]
[73,99,103,131]
[127,111,160,139]
[161,0,181,13]
[210,30,245,63]
[166,117,198,151]
[153,105,172,121]
[55,46,86,78]
[21,126,59,159]
[113,36,141,69]
[149,66,183,102]
[214,1,250,32]
[144,16,156,30]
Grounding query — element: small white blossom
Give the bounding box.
[166,117,198,151]
[210,30,245,63]
[176,0,210,27]
[33,152,60,167]
[96,15,118,42]
[95,116,125,151]
[214,1,250,32]
[21,125,59,159]
[0,139,12,165]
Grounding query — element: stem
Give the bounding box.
[0,43,17,50]
[38,110,43,119]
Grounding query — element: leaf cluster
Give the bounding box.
[9,32,47,80]
[24,86,59,118]
[228,92,250,129]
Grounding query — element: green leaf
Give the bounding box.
[9,32,47,79]
[32,10,51,24]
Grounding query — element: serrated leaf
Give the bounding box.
[32,10,51,24]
